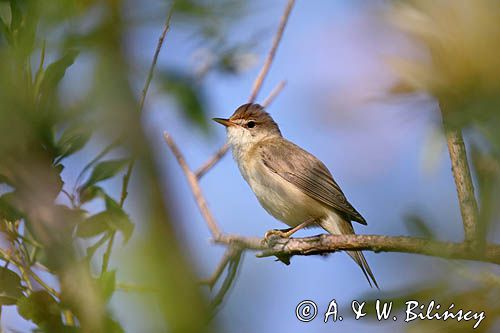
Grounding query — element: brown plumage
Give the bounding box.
[214,103,379,288]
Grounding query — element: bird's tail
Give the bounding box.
[320,213,379,289]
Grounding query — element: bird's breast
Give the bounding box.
[236,152,325,227]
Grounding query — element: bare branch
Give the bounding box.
[209,248,243,312]
[248,0,295,103]
[200,246,240,289]
[195,144,230,180]
[0,248,59,296]
[445,129,479,242]
[138,6,174,113]
[163,132,221,238]
[262,80,286,107]
[214,234,500,265]
[440,103,479,244]
[101,6,174,275]
[195,0,295,179]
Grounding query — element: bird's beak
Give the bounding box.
[212,118,235,127]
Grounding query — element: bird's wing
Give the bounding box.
[258,139,367,225]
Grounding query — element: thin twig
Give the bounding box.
[13,241,34,291]
[262,80,286,107]
[440,102,479,245]
[214,233,500,265]
[195,144,230,179]
[0,248,59,296]
[194,0,295,179]
[119,160,135,207]
[101,232,115,274]
[100,6,174,276]
[248,0,295,103]
[210,248,243,312]
[163,132,221,238]
[102,157,134,274]
[200,246,240,289]
[28,267,59,296]
[138,6,174,113]
[445,128,479,242]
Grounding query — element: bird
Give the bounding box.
[213,103,378,288]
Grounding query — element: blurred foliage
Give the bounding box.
[0,0,253,331]
[389,0,500,144]
[159,69,209,131]
[381,1,500,332]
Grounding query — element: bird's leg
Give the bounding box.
[264,218,316,241]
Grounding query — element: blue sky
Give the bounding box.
[3,1,498,332]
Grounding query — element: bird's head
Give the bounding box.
[213,103,282,149]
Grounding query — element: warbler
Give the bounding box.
[213,103,378,288]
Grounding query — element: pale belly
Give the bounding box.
[239,159,326,227]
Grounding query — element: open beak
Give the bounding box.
[212,118,235,127]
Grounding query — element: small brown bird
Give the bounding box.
[213,103,378,288]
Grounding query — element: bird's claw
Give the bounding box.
[262,228,292,246]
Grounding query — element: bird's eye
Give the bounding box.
[247,121,256,128]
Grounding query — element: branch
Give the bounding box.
[163,132,221,238]
[248,0,295,103]
[101,5,174,275]
[0,248,59,296]
[262,80,286,108]
[440,102,479,244]
[214,234,500,265]
[445,129,479,242]
[200,246,240,289]
[195,0,295,179]
[138,6,174,113]
[162,128,500,267]
[195,144,229,180]
[209,248,243,312]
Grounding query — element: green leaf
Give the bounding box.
[0,11,10,45]
[0,192,23,221]
[97,270,116,302]
[17,290,63,329]
[53,205,86,234]
[55,123,92,161]
[9,0,21,32]
[105,196,134,243]
[50,165,65,200]
[79,185,106,204]
[81,159,129,190]
[86,233,110,259]
[158,69,208,130]
[0,266,24,305]
[77,197,134,242]
[39,50,79,98]
[76,211,111,238]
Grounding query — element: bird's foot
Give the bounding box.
[262,228,293,245]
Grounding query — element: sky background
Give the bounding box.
[2,0,499,332]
